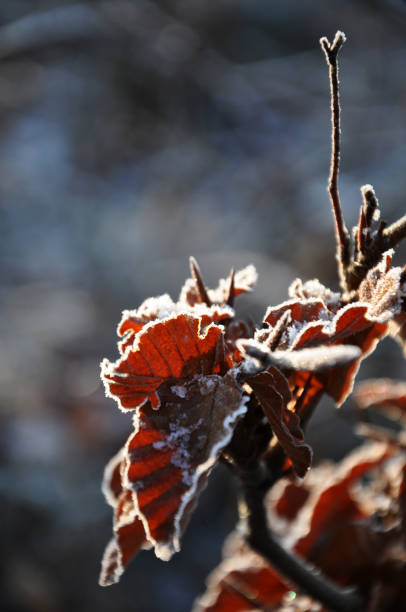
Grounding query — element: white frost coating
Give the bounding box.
[171,384,187,398]
[372,208,381,222]
[120,294,177,327]
[288,278,340,305]
[100,355,156,413]
[286,320,306,347]
[102,446,125,507]
[198,376,217,395]
[152,418,205,487]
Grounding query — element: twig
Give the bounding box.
[345,183,406,292]
[240,481,364,612]
[320,32,351,290]
[383,214,406,250]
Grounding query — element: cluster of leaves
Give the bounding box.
[98,32,406,611]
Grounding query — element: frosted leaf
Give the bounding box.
[358,250,402,321]
[102,313,226,412]
[123,370,248,561]
[288,278,340,305]
[238,339,361,375]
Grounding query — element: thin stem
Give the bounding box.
[241,483,364,612]
[320,32,351,287]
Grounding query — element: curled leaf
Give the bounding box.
[238,339,361,376]
[99,450,149,586]
[117,294,233,355]
[248,368,312,478]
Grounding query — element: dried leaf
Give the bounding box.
[193,534,288,612]
[102,313,226,411]
[123,370,247,561]
[358,250,402,321]
[117,294,233,355]
[99,450,149,586]
[238,339,361,374]
[260,254,403,407]
[248,368,312,477]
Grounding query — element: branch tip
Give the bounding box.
[320,30,350,288]
[320,30,346,62]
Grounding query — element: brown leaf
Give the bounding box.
[358,250,403,321]
[122,370,247,562]
[249,368,312,477]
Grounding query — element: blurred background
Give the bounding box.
[1,1,406,611]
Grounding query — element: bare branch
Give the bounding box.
[320,31,351,288]
[383,214,406,251]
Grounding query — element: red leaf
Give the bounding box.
[264,298,327,339]
[99,450,149,586]
[117,294,234,356]
[265,300,389,406]
[261,252,404,407]
[102,313,226,412]
[123,371,247,561]
[117,294,176,354]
